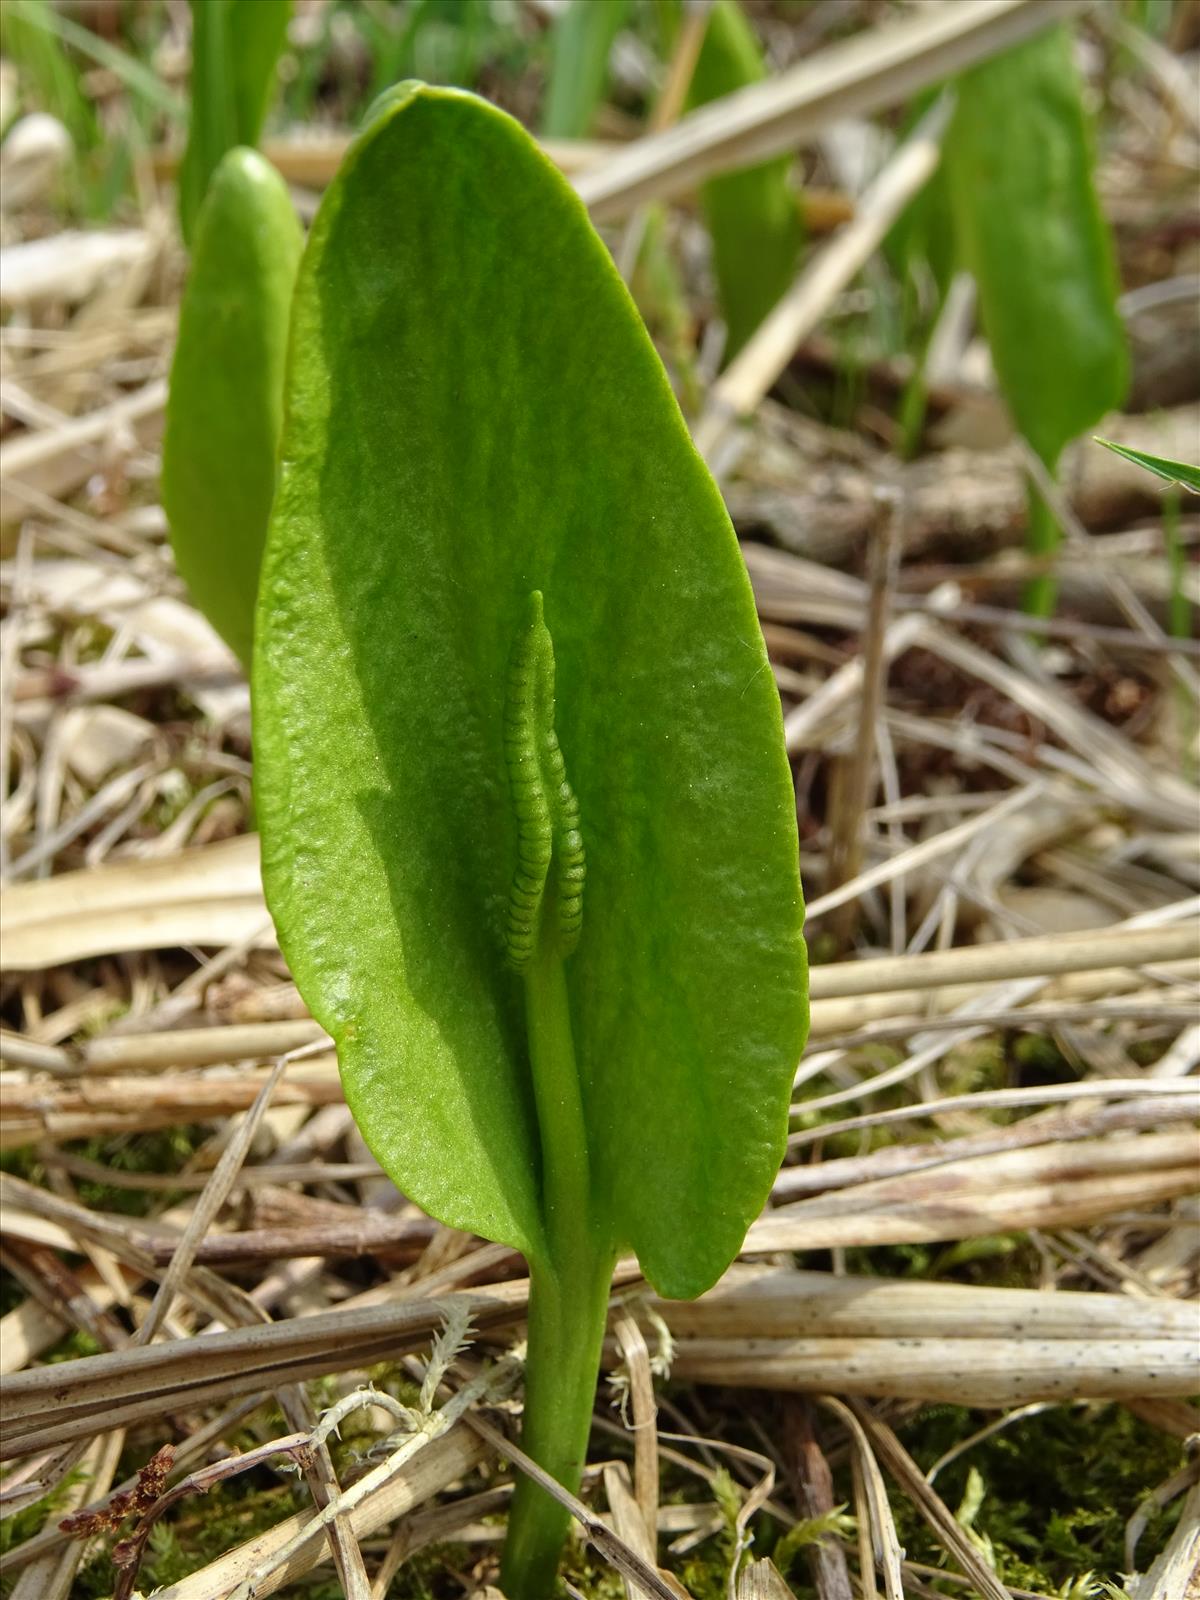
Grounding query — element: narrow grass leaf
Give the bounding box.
[178,0,290,244]
[0,0,97,152]
[1093,438,1200,494]
[684,0,803,358]
[2,0,182,130]
[542,0,628,139]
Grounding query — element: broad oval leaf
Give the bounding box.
[163,146,302,670]
[945,24,1128,469]
[255,83,808,1299]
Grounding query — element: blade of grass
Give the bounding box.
[542,0,629,138]
[1093,437,1200,494]
[6,0,184,120]
[0,0,97,151]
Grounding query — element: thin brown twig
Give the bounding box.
[0,1396,270,1579]
[106,1435,312,1600]
[786,1400,853,1600]
[824,490,901,949]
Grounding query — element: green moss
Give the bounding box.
[73,1124,211,1217]
[0,1471,85,1563]
[0,1145,41,1182]
[1010,1031,1076,1084]
[61,1471,324,1598]
[1,1125,212,1216]
[560,1539,628,1599]
[893,1403,1187,1592]
[556,1397,1183,1597]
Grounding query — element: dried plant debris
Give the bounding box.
[57,1443,175,1544]
[2,2,1198,1597]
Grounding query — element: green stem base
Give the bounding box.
[1021,473,1062,620]
[500,1249,615,1598]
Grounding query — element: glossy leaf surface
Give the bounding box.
[685,0,802,358]
[178,0,290,244]
[163,147,302,670]
[945,25,1127,469]
[254,84,808,1300]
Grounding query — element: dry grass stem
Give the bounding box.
[816,1398,903,1600]
[5,1265,1192,1466]
[806,919,1199,998]
[788,1400,853,1600]
[612,1308,662,1553]
[576,0,1085,219]
[695,103,949,468]
[150,1427,488,1600]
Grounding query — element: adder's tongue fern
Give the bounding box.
[252,83,808,1598]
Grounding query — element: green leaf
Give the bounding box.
[541,0,628,138]
[885,92,958,458]
[178,0,290,244]
[254,82,808,1299]
[257,86,807,1590]
[946,24,1128,468]
[945,24,1128,615]
[885,91,956,305]
[162,147,302,670]
[1093,437,1200,494]
[773,1505,856,1576]
[685,0,803,358]
[229,0,291,146]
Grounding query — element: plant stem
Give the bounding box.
[523,939,592,1264]
[1163,487,1197,783]
[502,1247,615,1597]
[1163,488,1189,643]
[500,932,615,1598]
[1021,474,1061,619]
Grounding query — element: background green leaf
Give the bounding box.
[162,147,302,670]
[542,0,628,139]
[178,0,290,244]
[254,84,808,1299]
[884,89,957,456]
[945,25,1128,470]
[229,0,291,146]
[1,0,183,133]
[684,0,803,359]
[945,24,1129,616]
